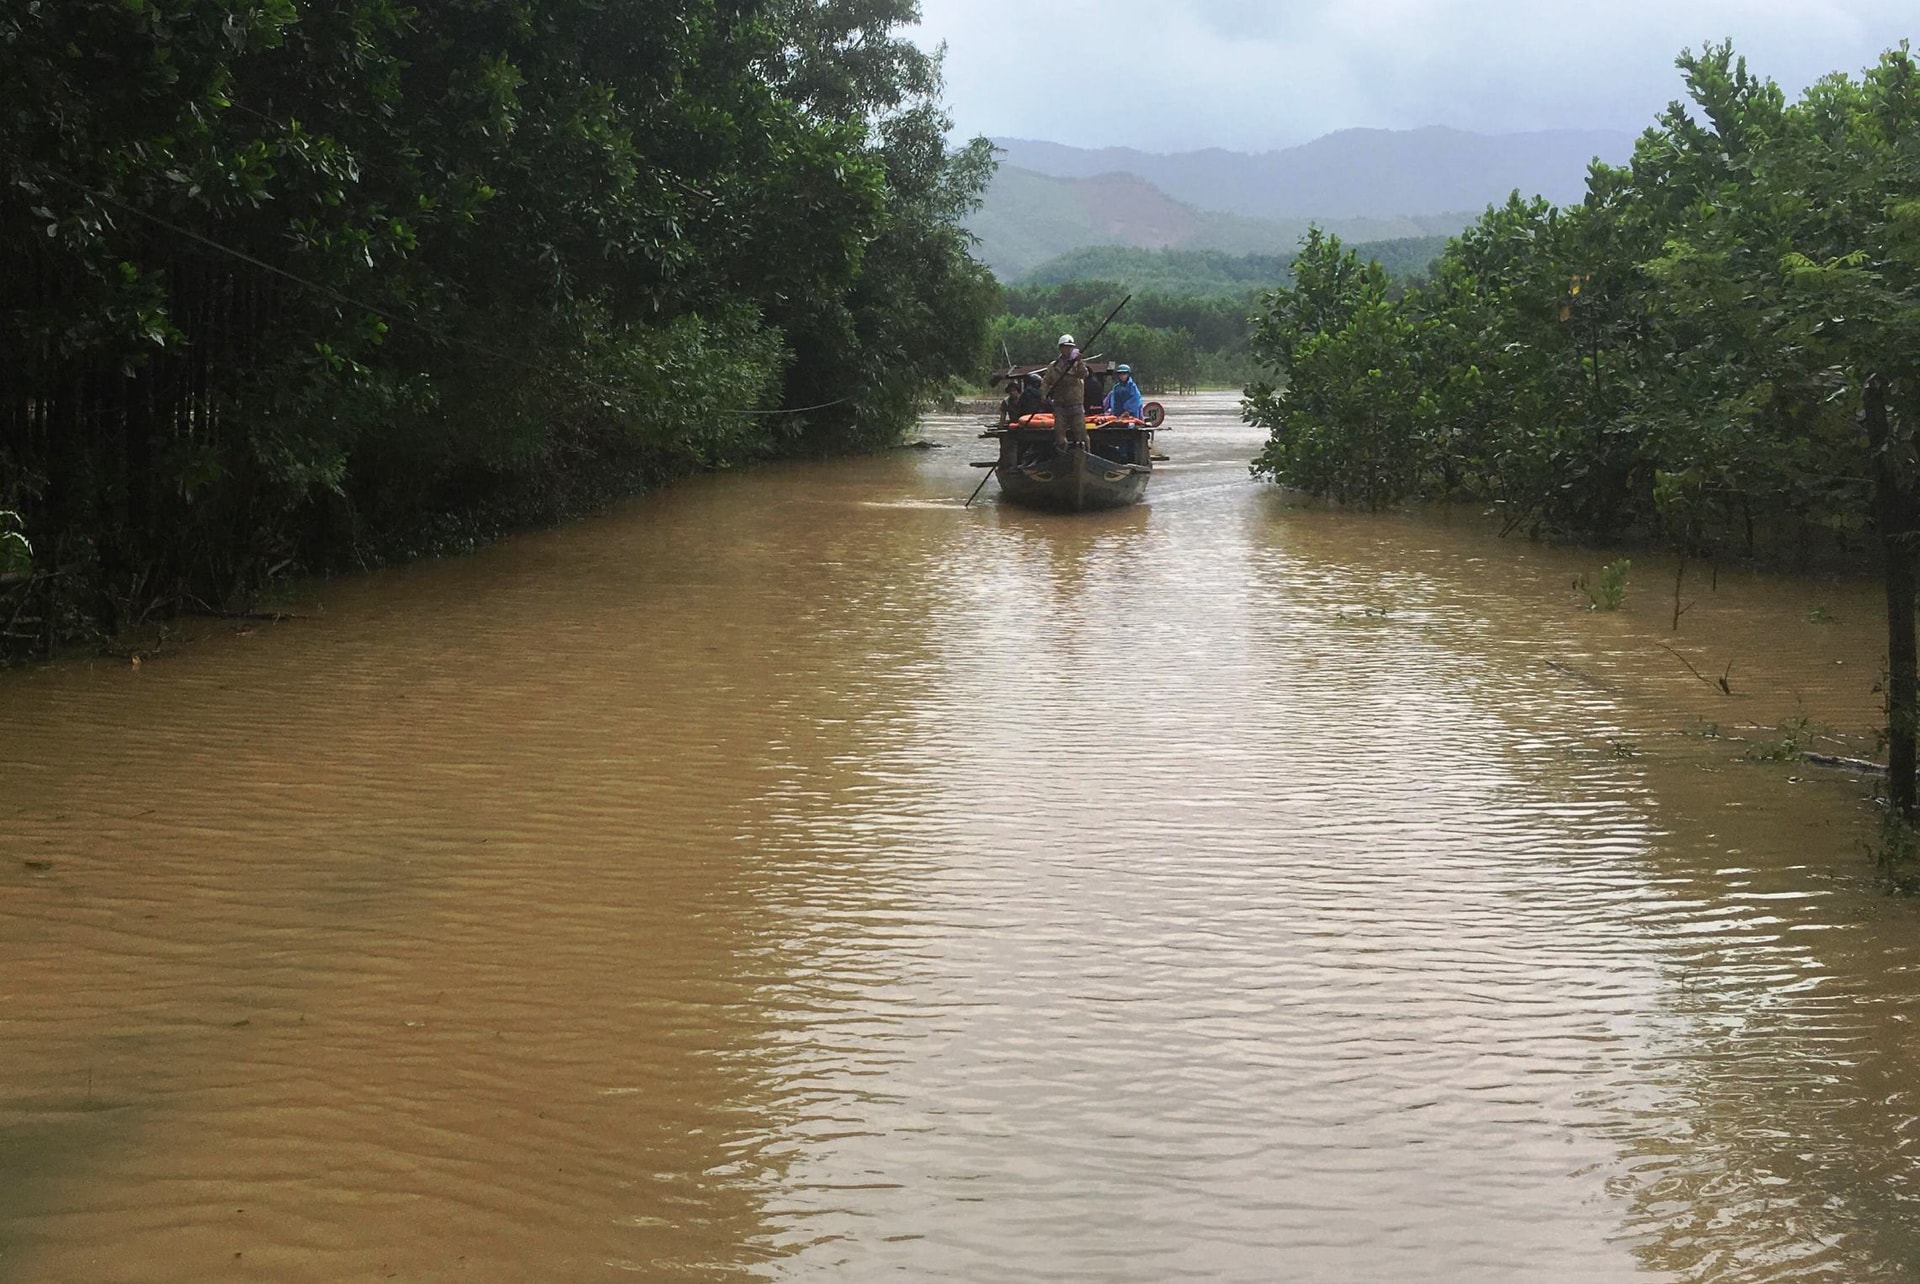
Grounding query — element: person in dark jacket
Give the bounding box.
[999,374,1045,423]
[1103,364,1145,419]
[1019,372,1045,414]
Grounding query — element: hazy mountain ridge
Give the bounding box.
[993,127,1637,219]
[969,165,1468,279]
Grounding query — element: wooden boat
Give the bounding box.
[974,361,1165,511]
[977,415,1157,512]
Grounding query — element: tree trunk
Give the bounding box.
[1866,374,1918,820]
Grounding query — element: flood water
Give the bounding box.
[4,392,1919,1282]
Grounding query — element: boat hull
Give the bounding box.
[996,443,1150,512]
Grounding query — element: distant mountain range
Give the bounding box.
[971,166,1468,279]
[994,128,1636,219]
[969,127,1638,280]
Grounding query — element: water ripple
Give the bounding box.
[1,395,1916,1281]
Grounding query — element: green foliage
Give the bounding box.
[1005,282,1256,352]
[0,512,29,579]
[1247,231,1428,505]
[992,314,1207,392]
[1745,715,1820,762]
[995,239,1450,393]
[1020,248,1295,297]
[0,0,997,653]
[1351,236,1454,284]
[1578,559,1632,611]
[1019,241,1449,297]
[1870,807,1920,894]
[1245,42,1920,561]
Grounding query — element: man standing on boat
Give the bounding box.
[1104,364,1144,419]
[1043,334,1091,451]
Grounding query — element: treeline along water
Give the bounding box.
[1245,42,1920,818]
[2,395,1917,1281]
[0,0,996,657]
[990,241,1446,393]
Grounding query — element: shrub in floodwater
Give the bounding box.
[1869,809,1920,895]
[1576,559,1631,611]
[1745,715,1819,762]
[1807,604,1837,624]
[0,511,28,578]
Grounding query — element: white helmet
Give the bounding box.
[1057,334,1076,347]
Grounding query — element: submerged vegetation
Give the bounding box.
[1579,559,1632,612]
[1247,43,1920,817]
[0,0,998,658]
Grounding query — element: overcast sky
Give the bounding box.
[907,1,1914,150]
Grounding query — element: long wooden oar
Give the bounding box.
[1081,293,1133,355]
[963,462,997,508]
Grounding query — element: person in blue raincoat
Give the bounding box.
[1103,364,1144,419]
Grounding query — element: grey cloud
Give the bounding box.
[913,0,1914,148]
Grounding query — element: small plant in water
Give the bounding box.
[1576,559,1631,611]
[0,510,29,578]
[1807,604,1837,624]
[1607,739,1641,759]
[1869,809,1920,895]
[1745,715,1819,762]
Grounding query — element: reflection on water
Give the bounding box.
[2,394,1917,1281]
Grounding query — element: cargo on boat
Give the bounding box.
[973,362,1166,512]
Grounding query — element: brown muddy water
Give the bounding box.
[3,393,1918,1282]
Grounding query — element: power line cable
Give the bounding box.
[728,395,853,416]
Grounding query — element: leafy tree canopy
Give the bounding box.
[0,0,999,652]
